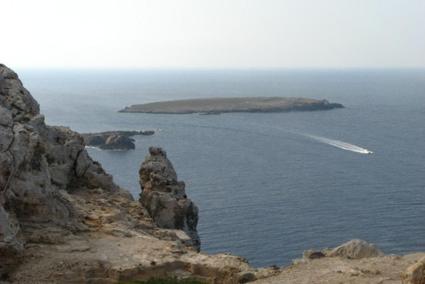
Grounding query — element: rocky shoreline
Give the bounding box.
[1,64,424,284]
[119,97,344,114]
[82,130,154,150]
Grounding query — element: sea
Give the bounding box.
[18,69,425,267]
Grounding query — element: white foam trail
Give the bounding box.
[85,146,101,151]
[305,134,373,155]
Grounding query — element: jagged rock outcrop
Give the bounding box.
[0,64,121,278]
[139,147,200,250]
[82,130,154,150]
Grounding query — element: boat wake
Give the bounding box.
[165,120,374,155]
[305,134,373,155]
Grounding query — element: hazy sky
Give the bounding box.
[1,0,424,69]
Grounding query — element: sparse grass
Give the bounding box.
[119,277,205,284]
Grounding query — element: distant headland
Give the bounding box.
[119,97,344,114]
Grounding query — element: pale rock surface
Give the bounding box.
[8,188,272,284]
[402,256,425,284]
[327,239,384,259]
[254,253,425,284]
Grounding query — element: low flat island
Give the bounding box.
[119,97,344,114]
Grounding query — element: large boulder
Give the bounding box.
[327,239,383,259]
[139,147,200,250]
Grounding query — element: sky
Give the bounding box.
[1,0,424,69]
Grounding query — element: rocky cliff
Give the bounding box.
[0,64,271,283]
[0,63,122,277]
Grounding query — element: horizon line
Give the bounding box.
[12,66,425,72]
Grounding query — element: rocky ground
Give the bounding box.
[254,252,425,284]
[1,64,424,284]
[253,240,425,284]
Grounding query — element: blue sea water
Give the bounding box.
[18,69,425,267]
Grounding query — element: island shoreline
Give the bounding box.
[119,97,344,114]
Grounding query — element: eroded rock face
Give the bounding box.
[0,64,120,278]
[139,147,200,250]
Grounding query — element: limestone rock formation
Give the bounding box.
[299,239,382,263]
[327,239,383,259]
[0,64,120,278]
[139,147,200,250]
[82,130,154,150]
[402,256,425,284]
